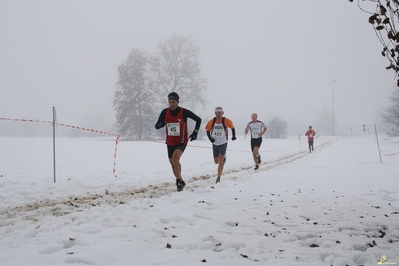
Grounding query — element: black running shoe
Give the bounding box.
[216,177,220,183]
[257,155,261,164]
[254,165,259,170]
[176,179,186,192]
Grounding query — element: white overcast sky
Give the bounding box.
[0,0,395,135]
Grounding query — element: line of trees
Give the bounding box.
[114,25,399,138]
[113,34,207,139]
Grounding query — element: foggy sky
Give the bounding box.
[0,0,395,136]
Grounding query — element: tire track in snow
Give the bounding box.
[192,140,332,183]
[0,141,333,224]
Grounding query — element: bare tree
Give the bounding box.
[150,34,207,111]
[381,88,399,135]
[113,49,156,139]
[113,34,207,138]
[350,0,399,85]
[265,116,288,139]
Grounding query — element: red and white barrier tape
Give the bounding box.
[1,117,121,177]
[0,117,52,124]
[56,122,121,176]
[380,142,399,153]
[57,123,119,136]
[380,151,399,156]
[113,135,120,176]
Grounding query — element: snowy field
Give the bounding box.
[0,135,398,266]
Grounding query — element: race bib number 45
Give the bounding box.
[167,123,180,136]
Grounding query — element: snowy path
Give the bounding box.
[0,136,398,266]
[0,141,332,226]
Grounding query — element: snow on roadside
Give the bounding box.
[0,136,398,265]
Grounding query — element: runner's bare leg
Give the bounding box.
[169,149,183,180]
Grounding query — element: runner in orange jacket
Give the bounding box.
[205,106,236,184]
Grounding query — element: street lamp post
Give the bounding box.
[332,80,336,136]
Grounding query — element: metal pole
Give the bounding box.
[53,107,56,182]
[374,124,382,163]
[298,133,301,148]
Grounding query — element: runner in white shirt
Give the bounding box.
[245,113,267,170]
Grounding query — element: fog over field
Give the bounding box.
[0,1,395,137]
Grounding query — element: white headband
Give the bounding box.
[214,108,224,113]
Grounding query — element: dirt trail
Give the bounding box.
[0,141,332,224]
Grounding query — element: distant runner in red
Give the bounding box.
[305,126,316,153]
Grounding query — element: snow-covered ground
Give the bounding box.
[0,135,398,266]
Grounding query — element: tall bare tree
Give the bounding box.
[150,34,207,111]
[350,0,399,85]
[113,49,156,139]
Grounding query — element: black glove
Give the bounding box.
[155,121,165,129]
[231,128,236,141]
[210,138,215,143]
[189,130,198,141]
